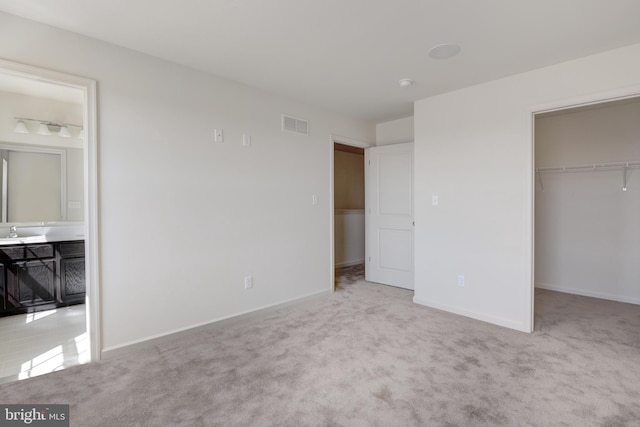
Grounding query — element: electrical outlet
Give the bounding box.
[244,276,253,289]
[458,275,465,287]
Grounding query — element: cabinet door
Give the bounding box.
[6,259,56,308]
[60,257,85,303]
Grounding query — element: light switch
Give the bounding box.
[214,129,224,142]
[243,134,251,147]
[312,195,319,205]
[458,275,465,287]
[432,195,439,206]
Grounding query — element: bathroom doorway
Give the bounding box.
[0,59,98,382]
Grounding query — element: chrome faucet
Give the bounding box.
[7,226,18,238]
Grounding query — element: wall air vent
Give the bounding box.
[282,114,309,136]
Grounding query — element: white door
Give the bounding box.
[365,142,414,289]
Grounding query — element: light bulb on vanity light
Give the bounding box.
[58,125,72,138]
[37,122,51,135]
[14,119,29,133]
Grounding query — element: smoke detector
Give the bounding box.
[429,44,461,60]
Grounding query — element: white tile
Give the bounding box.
[0,305,87,382]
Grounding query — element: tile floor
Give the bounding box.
[0,304,88,384]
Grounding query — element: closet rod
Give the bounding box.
[536,161,640,173]
[536,161,640,192]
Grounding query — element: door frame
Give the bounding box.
[0,59,101,361]
[527,85,640,332]
[329,134,372,291]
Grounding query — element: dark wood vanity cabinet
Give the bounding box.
[2,244,56,310]
[7,259,57,307]
[0,240,85,316]
[58,241,86,305]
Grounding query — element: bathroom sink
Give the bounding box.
[0,235,48,245]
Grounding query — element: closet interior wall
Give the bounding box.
[535,98,640,304]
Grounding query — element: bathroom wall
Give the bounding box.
[0,91,83,148]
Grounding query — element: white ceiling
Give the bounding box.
[1,0,640,123]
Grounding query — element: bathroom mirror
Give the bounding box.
[0,143,83,223]
[0,72,85,225]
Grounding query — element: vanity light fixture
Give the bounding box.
[58,125,72,138]
[37,122,51,135]
[14,119,29,133]
[13,117,83,138]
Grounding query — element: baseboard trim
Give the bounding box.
[335,259,365,268]
[412,296,530,333]
[535,283,640,305]
[101,289,333,360]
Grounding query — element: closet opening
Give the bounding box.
[333,142,365,290]
[534,96,640,326]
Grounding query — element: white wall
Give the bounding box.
[376,116,413,145]
[535,101,640,304]
[0,12,374,354]
[66,148,84,222]
[334,210,365,267]
[414,43,640,332]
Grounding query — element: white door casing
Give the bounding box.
[365,143,414,290]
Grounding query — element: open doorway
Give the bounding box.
[533,96,640,328]
[333,142,365,289]
[0,60,98,382]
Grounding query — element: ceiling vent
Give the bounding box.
[282,114,309,136]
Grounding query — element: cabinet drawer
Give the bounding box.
[0,244,54,261]
[58,241,85,258]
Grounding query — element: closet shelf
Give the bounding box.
[536,161,640,173]
[536,161,640,192]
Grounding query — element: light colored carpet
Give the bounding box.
[1,268,639,426]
